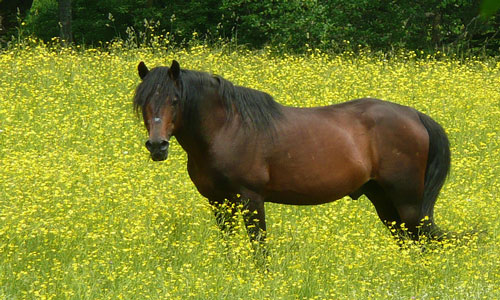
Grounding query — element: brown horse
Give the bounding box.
[133,60,450,244]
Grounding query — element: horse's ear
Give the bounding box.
[169,60,180,80]
[138,61,149,80]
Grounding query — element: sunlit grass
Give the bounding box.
[0,42,499,299]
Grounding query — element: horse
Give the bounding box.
[133,60,451,245]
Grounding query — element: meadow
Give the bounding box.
[0,42,499,299]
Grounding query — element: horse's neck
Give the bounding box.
[174,91,229,161]
[174,130,207,161]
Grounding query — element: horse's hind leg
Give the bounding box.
[377,174,429,240]
[361,181,403,238]
[390,186,434,240]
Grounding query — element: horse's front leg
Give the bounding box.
[209,198,237,234]
[240,190,267,244]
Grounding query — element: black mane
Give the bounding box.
[134,66,283,131]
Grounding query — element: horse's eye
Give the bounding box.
[172,97,179,105]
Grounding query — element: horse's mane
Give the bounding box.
[134,66,283,131]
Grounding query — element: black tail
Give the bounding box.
[417,112,451,239]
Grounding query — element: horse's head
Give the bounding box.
[134,60,182,161]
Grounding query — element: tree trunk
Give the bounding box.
[58,0,72,45]
[431,11,442,47]
[0,15,4,35]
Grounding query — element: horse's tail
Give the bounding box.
[417,111,451,240]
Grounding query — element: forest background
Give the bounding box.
[1,0,499,55]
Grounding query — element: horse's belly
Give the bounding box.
[263,154,370,205]
[263,169,365,205]
[265,190,345,205]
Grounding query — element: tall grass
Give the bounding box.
[0,41,499,299]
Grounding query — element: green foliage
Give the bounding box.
[24,0,59,41]
[27,0,139,43]
[481,0,500,18]
[25,0,223,45]
[221,0,499,54]
[21,0,500,54]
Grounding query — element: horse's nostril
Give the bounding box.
[159,140,169,151]
[145,140,153,151]
[145,139,169,152]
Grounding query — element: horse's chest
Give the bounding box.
[186,155,243,199]
[187,147,269,198]
[186,157,221,198]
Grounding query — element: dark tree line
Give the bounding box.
[2,0,499,54]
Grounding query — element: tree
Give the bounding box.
[58,0,72,44]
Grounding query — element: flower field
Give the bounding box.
[0,43,499,299]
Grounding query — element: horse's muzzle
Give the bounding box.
[145,139,169,161]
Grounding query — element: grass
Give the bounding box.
[0,41,499,299]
